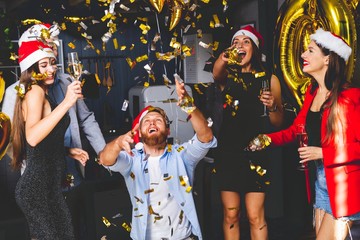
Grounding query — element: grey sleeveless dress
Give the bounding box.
[15,95,75,240]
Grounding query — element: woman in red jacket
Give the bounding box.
[248,28,360,239]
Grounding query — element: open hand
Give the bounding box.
[69,148,89,166]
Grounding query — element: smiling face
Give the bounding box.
[37,57,57,84]
[139,111,169,146]
[301,41,329,77]
[232,35,254,67]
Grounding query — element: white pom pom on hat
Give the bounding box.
[231,25,264,48]
[18,23,61,47]
[310,28,352,61]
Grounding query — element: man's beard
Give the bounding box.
[141,130,167,146]
[141,131,167,146]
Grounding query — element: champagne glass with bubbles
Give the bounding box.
[260,79,270,116]
[296,124,309,171]
[67,52,82,82]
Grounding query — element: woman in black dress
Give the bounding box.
[212,25,284,239]
[11,24,89,240]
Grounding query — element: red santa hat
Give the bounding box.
[18,40,55,73]
[131,105,153,143]
[310,28,352,61]
[231,25,264,48]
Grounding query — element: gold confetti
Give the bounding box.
[95,74,101,84]
[255,72,266,78]
[144,188,154,194]
[122,222,131,232]
[113,38,118,49]
[31,72,48,81]
[182,45,191,57]
[68,42,76,49]
[156,52,176,61]
[225,94,233,105]
[197,29,203,38]
[9,52,18,61]
[177,146,184,152]
[136,54,148,63]
[15,84,26,98]
[139,23,150,35]
[140,36,148,44]
[126,57,136,69]
[179,176,187,187]
[149,74,155,82]
[194,84,203,95]
[249,162,267,176]
[21,19,42,25]
[64,16,89,23]
[102,217,111,227]
[212,41,219,51]
[179,210,184,224]
[163,175,172,181]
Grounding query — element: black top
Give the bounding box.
[306,110,321,147]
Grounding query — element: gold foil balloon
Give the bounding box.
[169,0,183,31]
[0,112,11,160]
[149,0,165,13]
[273,0,358,107]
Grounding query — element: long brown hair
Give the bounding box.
[310,45,349,145]
[10,63,40,170]
[249,41,266,73]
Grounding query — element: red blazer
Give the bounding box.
[268,85,360,218]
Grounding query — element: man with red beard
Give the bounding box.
[99,79,217,240]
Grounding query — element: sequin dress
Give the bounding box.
[215,72,271,193]
[15,95,75,240]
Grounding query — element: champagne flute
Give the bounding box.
[260,79,270,117]
[67,52,82,82]
[173,73,196,114]
[296,124,308,170]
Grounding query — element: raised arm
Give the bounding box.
[175,79,213,143]
[212,52,229,90]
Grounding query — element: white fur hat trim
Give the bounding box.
[310,28,352,61]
